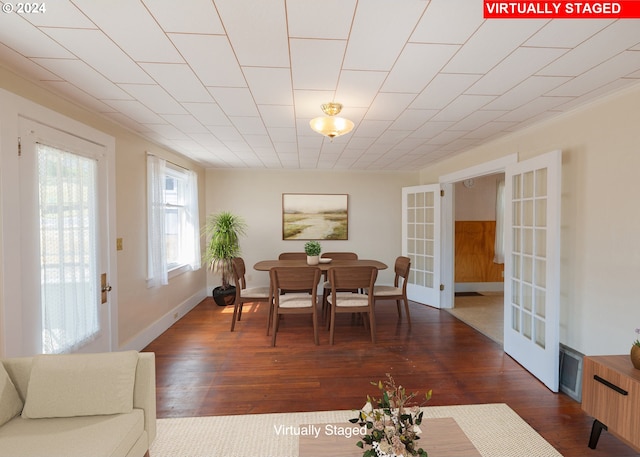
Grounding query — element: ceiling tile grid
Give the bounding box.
[0,0,639,170]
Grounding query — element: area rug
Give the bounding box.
[150,403,562,457]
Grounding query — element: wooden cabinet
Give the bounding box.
[581,355,640,451]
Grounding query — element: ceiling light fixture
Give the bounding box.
[309,102,354,140]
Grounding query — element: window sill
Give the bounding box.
[168,263,194,279]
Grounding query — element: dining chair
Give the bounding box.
[269,266,321,346]
[278,252,307,260]
[320,252,359,321]
[326,266,378,345]
[368,256,412,326]
[230,257,271,332]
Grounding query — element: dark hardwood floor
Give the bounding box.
[144,297,638,457]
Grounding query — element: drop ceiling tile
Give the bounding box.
[366,93,415,121]
[353,120,393,137]
[169,34,245,87]
[411,0,484,44]
[498,96,573,123]
[141,63,212,102]
[142,123,191,140]
[119,84,186,114]
[20,0,95,27]
[215,0,289,67]
[412,74,481,110]
[287,0,355,39]
[33,58,132,100]
[42,28,153,84]
[208,87,259,117]
[71,0,183,63]
[390,109,438,130]
[539,20,640,77]
[547,51,640,97]
[411,121,454,139]
[0,43,62,80]
[0,15,74,58]
[268,127,297,143]
[467,47,567,95]
[230,117,268,135]
[188,133,225,148]
[450,110,507,131]
[343,0,426,71]
[382,43,460,93]
[161,114,208,134]
[182,103,231,126]
[258,105,295,128]
[525,19,612,48]
[444,20,547,74]
[335,70,387,109]
[483,76,571,110]
[44,81,115,113]
[290,39,346,90]
[244,67,293,105]
[144,0,224,33]
[105,99,166,124]
[207,125,243,142]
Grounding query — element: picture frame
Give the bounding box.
[282,193,348,240]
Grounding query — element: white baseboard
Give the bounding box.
[455,282,504,293]
[119,287,208,351]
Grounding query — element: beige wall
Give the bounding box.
[455,174,499,221]
[0,66,206,356]
[205,169,419,289]
[419,82,640,356]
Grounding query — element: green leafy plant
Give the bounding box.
[203,211,246,289]
[304,240,321,256]
[634,328,640,347]
[350,374,432,457]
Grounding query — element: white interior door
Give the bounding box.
[19,119,112,354]
[504,150,561,392]
[402,184,441,308]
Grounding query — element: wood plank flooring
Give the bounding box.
[143,297,639,457]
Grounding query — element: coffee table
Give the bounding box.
[299,417,481,457]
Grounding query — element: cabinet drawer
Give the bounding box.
[582,357,640,448]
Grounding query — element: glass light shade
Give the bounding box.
[309,116,354,139]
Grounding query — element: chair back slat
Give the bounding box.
[278,252,306,260]
[328,266,377,291]
[270,267,321,296]
[231,257,247,289]
[394,256,411,288]
[321,252,358,260]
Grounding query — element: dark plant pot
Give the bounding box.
[213,286,236,307]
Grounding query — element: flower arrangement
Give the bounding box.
[304,240,321,256]
[350,374,432,457]
[634,328,640,347]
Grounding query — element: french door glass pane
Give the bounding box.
[38,144,99,354]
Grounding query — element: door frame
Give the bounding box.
[439,154,519,310]
[0,89,117,357]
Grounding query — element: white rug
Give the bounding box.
[151,403,562,457]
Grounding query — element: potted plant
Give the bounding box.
[203,211,247,306]
[304,240,321,265]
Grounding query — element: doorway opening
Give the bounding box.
[446,173,505,345]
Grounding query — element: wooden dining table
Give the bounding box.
[253,258,388,272]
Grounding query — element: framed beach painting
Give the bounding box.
[282,193,348,240]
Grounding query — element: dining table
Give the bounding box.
[253,258,388,272]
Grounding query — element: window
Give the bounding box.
[147,155,200,287]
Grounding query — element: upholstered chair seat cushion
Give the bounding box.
[329,292,369,307]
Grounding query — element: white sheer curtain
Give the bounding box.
[185,170,201,270]
[38,143,100,354]
[494,176,505,264]
[147,154,168,287]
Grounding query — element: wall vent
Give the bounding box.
[559,344,584,402]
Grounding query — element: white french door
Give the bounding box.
[504,150,561,392]
[402,184,441,308]
[19,119,112,354]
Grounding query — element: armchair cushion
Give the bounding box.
[0,363,22,427]
[22,351,138,419]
